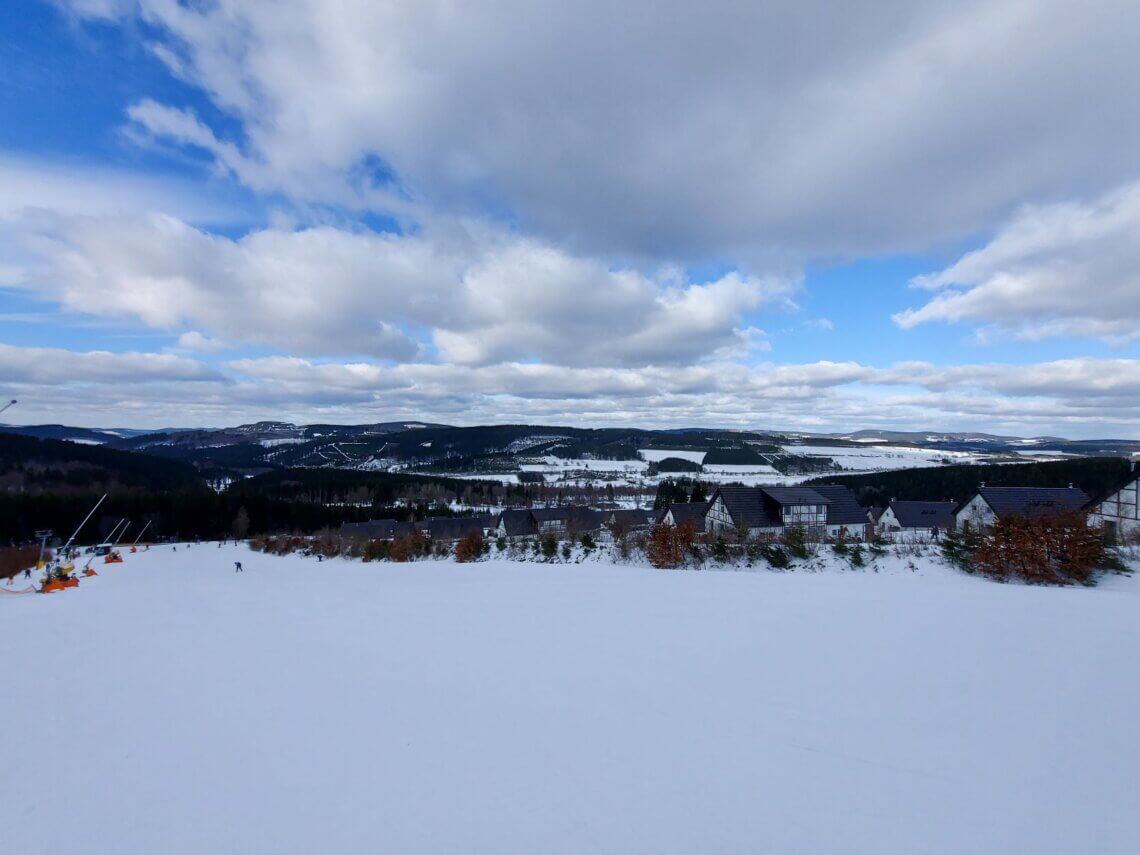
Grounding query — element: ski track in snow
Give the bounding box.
[5,544,1139,854]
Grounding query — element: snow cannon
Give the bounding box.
[42,574,79,593]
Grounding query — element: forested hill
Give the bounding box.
[0,431,204,495]
[807,457,1133,508]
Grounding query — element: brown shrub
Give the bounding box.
[389,534,413,562]
[455,531,484,563]
[974,510,1105,585]
[312,527,342,557]
[362,539,388,562]
[646,521,696,569]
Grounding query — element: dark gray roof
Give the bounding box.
[530,507,569,523]
[1096,466,1140,504]
[421,517,486,541]
[605,508,654,529]
[977,486,1090,519]
[889,500,956,529]
[527,506,601,529]
[710,486,782,529]
[340,519,413,539]
[658,502,708,526]
[761,486,830,506]
[564,507,605,532]
[812,486,867,526]
[498,508,538,537]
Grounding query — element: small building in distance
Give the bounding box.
[340,519,416,540]
[601,508,656,533]
[419,517,487,542]
[705,485,867,540]
[954,485,1090,531]
[873,500,957,541]
[657,502,708,528]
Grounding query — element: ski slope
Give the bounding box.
[5,545,1139,854]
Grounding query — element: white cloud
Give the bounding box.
[4,343,1140,435]
[0,153,242,225]
[7,210,793,365]
[895,182,1140,341]
[176,331,231,353]
[0,342,222,385]
[63,0,1140,260]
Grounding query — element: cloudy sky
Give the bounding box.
[2,1,1139,436]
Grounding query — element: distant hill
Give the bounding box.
[1,420,1137,482]
[0,431,204,495]
[0,423,123,444]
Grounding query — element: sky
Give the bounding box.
[1,1,1139,437]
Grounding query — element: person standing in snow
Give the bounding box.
[234,561,243,572]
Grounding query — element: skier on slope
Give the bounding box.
[234,561,243,572]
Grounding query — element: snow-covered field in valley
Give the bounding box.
[6,545,1139,854]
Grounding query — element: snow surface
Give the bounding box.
[782,443,982,471]
[6,545,1139,854]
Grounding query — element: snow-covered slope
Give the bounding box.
[5,546,1138,854]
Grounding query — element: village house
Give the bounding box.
[418,517,488,542]
[872,500,957,541]
[495,508,538,539]
[494,506,603,539]
[705,485,868,540]
[953,485,1090,531]
[601,508,656,533]
[340,518,416,540]
[656,501,708,528]
[1087,463,1140,542]
[532,506,603,536]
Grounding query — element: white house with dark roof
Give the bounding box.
[705,485,867,540]
[1088,463,1140,542]
[874,500,957,541]
[954,485,1090,531]
[657,501,708,528]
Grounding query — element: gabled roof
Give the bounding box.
[529,507,569,522]
[812,486,867,526]
[527,505,596,525]
[498,508,537,537]
[564,507,605,532]
[888,500,956,529]
[340,518,411,539]
[421,517,485,541]
[761,486,830,506]
[975,486,1090,519]
[659,502,708,526]
[605,508,654,529]
[1095,465,1140,505]
[710,486,782,529]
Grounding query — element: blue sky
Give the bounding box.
[2,1,1139,436]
